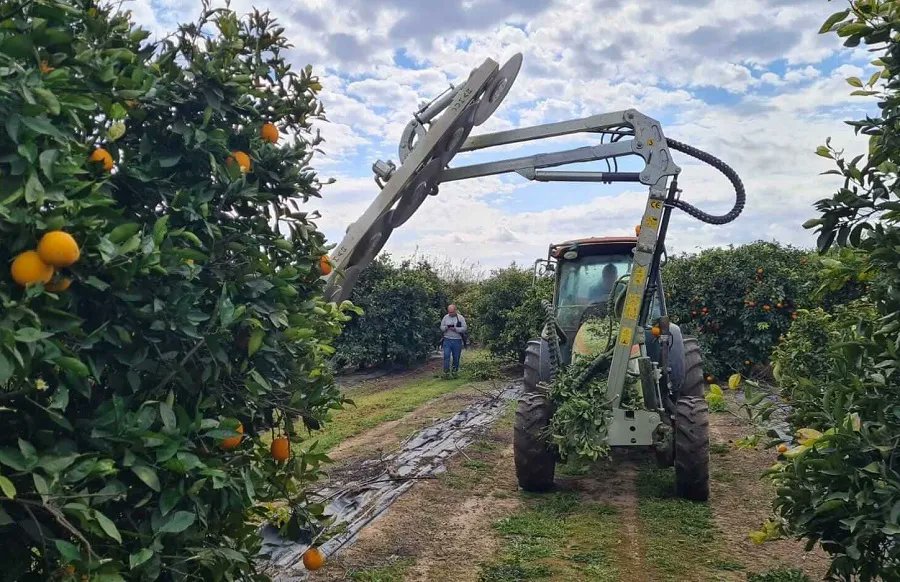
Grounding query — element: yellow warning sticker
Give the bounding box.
[619,327,633,346]
[632,265,647,286]
[643,215,659,228]
[650,200,662,209]
[624,294,640,320]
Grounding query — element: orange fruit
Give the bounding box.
[777,444,788,454]
[220,422,244,450]
[227,151,251,173]
[261,123,279,144]
[705,375,714,383]
[38,231,80,267]
[319,255,333,276]
[756,268,764,275]
[776,303,783,309]
[651,326,661,337]
[11,251,54,287]
[40,60,55,74]
[302,547,325,571]
[88,148,114,171]
[271,436,290,462]
[791,313,798,320]
[747,301,756,307]
[46,277,72,292]
[763,305,771,312]
[744,360,752,366]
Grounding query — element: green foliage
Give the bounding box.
[0,2,351,578]
[663,241,817,377]
[547,357,613,462]
[766,4,900,580]
[465,266,553,362]
[771,300,877,429]
[333,255,448,369]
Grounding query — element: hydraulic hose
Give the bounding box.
[541,299,561,382]
[666,138,746,225]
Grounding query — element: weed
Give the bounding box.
[301,376,469,451]
[636,465,719,579]
[710,442,731,455]
[480,495,619,582]
[747,569,811,582]
[349,557,414,582]
[712,469,737,484]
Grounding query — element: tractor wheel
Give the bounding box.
[674,395,710,501]
[514,391,556,492]
[680,337,705,398]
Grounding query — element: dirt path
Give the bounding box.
[291,372,831,582]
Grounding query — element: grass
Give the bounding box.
[746,569,811,582]
[710,442,731,455]
[635,465,725,580]
[298,375,471,452]
[347,557,414,581]
[478,492,620,582]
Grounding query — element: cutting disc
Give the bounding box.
[389,158,443,228]
[474,53,522,126]
[398,119,426,163]
[436,102,477,167]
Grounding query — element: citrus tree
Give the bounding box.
[464,266,553,362]
[333,256,448,369]
[0,1,351,579]
[663,241,818,377]
[763,3,900,579]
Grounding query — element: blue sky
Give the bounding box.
[134,0,875,271]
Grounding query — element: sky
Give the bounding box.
[135,0,874,270]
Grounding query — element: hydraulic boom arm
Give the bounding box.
[323,53,745,406]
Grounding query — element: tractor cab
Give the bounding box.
[545,236,664,365]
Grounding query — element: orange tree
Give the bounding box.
[0,1,351,579]
[662,241,818,377]
[763,3,900,579]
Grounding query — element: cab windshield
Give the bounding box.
[556,254,632,331]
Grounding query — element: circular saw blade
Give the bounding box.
[474,53,522,126]
[388,158,443,228]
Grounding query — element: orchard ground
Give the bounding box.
[304,355,829,582]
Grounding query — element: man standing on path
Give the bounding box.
[440,304,467,378]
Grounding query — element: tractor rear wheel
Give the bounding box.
[674,395,710,501]
[514,392,556,492]
[680,337,705,398]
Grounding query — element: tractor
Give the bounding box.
[515,235,709,499]
[322,53,744,503]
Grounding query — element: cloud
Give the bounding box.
[140,0,876,269]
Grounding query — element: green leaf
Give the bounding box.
[0,449,27,471]
[815,146,833,159]
[819,9,850,34]
[248,329,265,357]
[159,488,180,516]
[93,510,122,543]
[152,215,170,245]
[158,510,195,534]
[24,172,45,204]
[34,88,61,116]
[54,539,82,562]
[108,222,141,243]
[0,352,12,383]
[129,548,153,569]
[21,116,62,138]
[56,357,90,378]
[846,76,863,88]
[15,328,53,342]
[39,149,59,180]
[0,475,16,498]
[132,465,161,492]
[0,506,13,526]
[159,402,176,431]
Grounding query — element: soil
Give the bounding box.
[303,372,833,582]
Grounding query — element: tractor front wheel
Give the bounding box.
[514,391,556,492]
[674,395,710,501]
